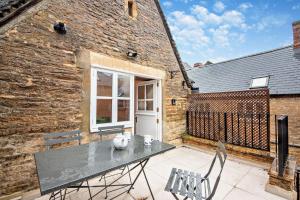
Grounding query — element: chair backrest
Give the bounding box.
[205,141,227,200]
[44,130,82,151]
[97,125,125,141]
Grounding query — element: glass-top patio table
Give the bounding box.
[34,135,175,200]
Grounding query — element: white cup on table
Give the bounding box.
[144,135,153,146]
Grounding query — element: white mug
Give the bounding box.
[144,135,153,146]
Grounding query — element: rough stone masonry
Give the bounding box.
[0,0,189,196]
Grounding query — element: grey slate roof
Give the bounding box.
[187,45,300,95]
[183,62,193,71]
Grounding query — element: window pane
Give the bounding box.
[96,99,112,124]
[146,84,153,99]
[118,100,130,122]
[138,86,145,99]
[118,75,130,97]
[138,100,145,110]
[97,72,112,97]
[146,101,153,111]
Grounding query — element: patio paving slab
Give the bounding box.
[33,146,287,200]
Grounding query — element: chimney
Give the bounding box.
[293,20,300,53]
[193,63,204,68]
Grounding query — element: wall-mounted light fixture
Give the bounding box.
[182,81,186,89]
[169,70,178,79]
[54,22,67,34]
[171,99,176,106]
[127,50,138,58]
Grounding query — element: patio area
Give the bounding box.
[30,146,285,200]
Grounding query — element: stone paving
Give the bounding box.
[34,146,286,200]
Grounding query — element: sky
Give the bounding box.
[161,0,300,65]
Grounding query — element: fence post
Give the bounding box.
[224,112,227,143]
[267,113,270,151]
[186,111,189,135]
[277,115,288,177]
[297,168,300,200]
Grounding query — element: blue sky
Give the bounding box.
[161,0,300,65]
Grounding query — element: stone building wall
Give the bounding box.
[270,96,300,161]
[0,0,189,196]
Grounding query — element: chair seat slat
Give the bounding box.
[45,136,82,146]
[98,125,125,137]
[98,129,124,135]
[44,130,81,139]
[172,169,183,193]
[195,174,202,200]
[164,142,227,200]
[165,168,177,191]
[179,170,189,196]
[188,172,195,199]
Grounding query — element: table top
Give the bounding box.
[34,135,175,195]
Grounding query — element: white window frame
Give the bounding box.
[250,76,269,89]
[90,67,134,132]
[137,83,155,112]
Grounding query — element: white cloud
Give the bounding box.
[255,15,288,31]
[192,5,247,29]
[213,1,226,13]
[169,11,203,28]
[166,3,252,64]
[192,6,222,24]
[238,2,253,11]
[179,0,193,3]
[168,11,209,47]
[210,25,230,47]
[292,4,300,10]
[222,10,248,29]
[163,1,173,8]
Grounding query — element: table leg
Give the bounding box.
[127,158,155,200]
[142,165,155,200]
[127,159,149,193]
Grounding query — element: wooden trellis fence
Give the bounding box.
[187,89,270,151]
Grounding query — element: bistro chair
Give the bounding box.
[165,141,227,200]
[44,130,90,200]
[97,125,132,199]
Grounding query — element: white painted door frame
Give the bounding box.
[135,78,162,141]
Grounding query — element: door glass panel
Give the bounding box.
[118,100,130,122]
[96,99,112,124]
[138,86,145,99]
[146,84,153,99]
[97,72,112,97]
[146,100,153,111]
[138,100,145,110]
[118,75,130,97]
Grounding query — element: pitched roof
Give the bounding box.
[187,45,300,95]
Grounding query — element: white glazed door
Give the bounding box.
[135,80,159,140]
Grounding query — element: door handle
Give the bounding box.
[135,116,137,123]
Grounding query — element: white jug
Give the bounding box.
[113,134,128,150]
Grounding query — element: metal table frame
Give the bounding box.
[35,136,175,200]
[50,158,153,200]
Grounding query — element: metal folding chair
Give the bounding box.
[165,141,227,200]
[44,130,91,200]
[97,125,133,199]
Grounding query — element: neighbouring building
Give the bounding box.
[0,0,191,197]
[187,21,300,160]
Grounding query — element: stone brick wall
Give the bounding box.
[270,96,300,161]
[0,0,189,196]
